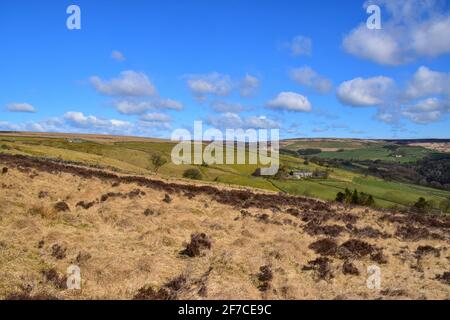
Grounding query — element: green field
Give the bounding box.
[282,139,373,151]
[1,134,449,212]
[315,145,432,163]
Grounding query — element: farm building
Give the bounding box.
[291,170,313,179]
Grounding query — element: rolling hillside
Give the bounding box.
[1,132,450,211]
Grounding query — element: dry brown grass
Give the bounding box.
[0,159,449,300]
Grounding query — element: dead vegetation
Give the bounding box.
[180,233,212,257]
[54,201,70,212]
[435,272,450,285]
[0,153,449,300]
[51,244,67,260]
[302,257,333,281]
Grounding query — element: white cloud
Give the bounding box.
[211,101,244,113]
[240,74,260,97]
[285,35,312,56]
[0,111,175,136]
[64,111,132,131]
[343,1,450,65]
[266,92,312,112]
[290,66,333,94]
[343,25,405,65]
[157,98,183,110]
[140,113,171,122]
[137,120,171,130]
[113,98,183,115]
[341,66,450,125]
[113,100,153,115]
[402,97,450,124]
[137,113,172,130]
[405,66,450,99]
[90,70,156,97]
[245,115,279,129]
[186,72,233,100]
[185,73,259,100]
[411,14,450,57]
[207,112,243,128]
[206,113,279,129]
[0,121,19,131]
[6,102,36,113]
[111,50,126,62]
[336,76,395,107]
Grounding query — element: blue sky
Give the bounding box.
[1,0,450,139]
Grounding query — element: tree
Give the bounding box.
[336,189,374,207]
[367,195,375,206]
[359,192,375,206]
[351,189,359,205]
[344,188,352,203]
[151,154,167,172]
[336,192,345,203]
[413,197,432,213]
[183,168,203,180]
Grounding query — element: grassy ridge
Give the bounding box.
[1,134,449,211]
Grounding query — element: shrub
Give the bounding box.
[413,197,432,213]
[335,192,345,203]
[180,233,211,257]
[336,188,374,207]
[183,168,202,180]
[151,154,167,172]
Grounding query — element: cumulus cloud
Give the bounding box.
[64,111,132,132]
[185,73,260,101]
[375,108,399,124]
[137,120,171,130]
[0,109,177,136]
[113,100,152,115]
[157,98,183,110]
[285,35,312,56]
[336,76,395,107]
[0,112,136,135]
[206,113,279,129]
[138,113,172,130]
[6,102,36,113]
[90,70,156,97]
[111,50,126,62]
[339,66,450,125]
[112,98,183,115]
[342,0,450,65]
[266,92,312,112]
[211,101,244,113]
[185,72,233,100]
[290,66,333,94]
[140,112,171,122]
[240,74,260,97]
[405,66,450,99]
[402,97,450,124]
[245,115,280,129]
[206,112,243,128]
